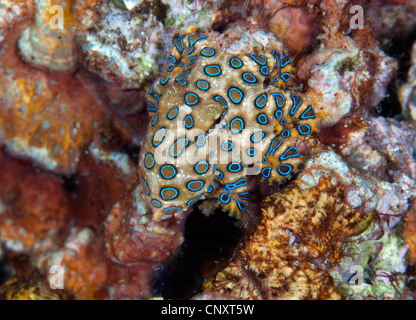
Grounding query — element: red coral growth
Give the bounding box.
[0,149,70,253]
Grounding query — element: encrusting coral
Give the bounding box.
[200,147,415,299]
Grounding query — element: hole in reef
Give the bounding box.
[376,26,416,118]
[375,80,402,118]
[152,203,243,299]
[62,174,78,192]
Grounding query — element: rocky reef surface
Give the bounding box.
[0,0,416,300]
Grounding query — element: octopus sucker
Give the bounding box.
[139,30,318,220]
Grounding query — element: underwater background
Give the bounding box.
[0,0,416,300]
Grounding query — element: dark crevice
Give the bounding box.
[152,204,243,299]
[62,174,79,193]
[376,27,416,118]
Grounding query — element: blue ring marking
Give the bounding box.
[163,206,181,214]
[195,160,209,174]
[141,178,150,195]
[167,64,175,72]
[185,92,199,106]
[167,55,176,64]
[204,65,221,76]
[262,167,272,178]
[281,72,290,82]
[236,200,247,212]
[214,95,228,109]
[262,157,268,163]
[201,47,215,57]
[228,87,243,104]
[220,192,230,204]
[187,194,204,206]
[281,129,291,138]
[255,93,267,108]
[273,76,279,82]
[196,80,210,91]
[238,191,250,200]
[300,106,316,119]
[146,99,157,112]
[257,113,268,124]
[187,180,205,192]
[230,117,244,134]
[160,75,169,85]
[221,123,227,132]
[207,185,213,193]
[175,69,190,82]
[144,153,155,169]
[280,147,300,161]
[228,162,242,173]
[230,57,243,68]
[189,56,198,65]
[151,114,158,126]
[148,82,154,95]
[179,61,185,67]
[179,80,187,86]
[153,128,166,147]
[298,124,311,135]
[261,66,269,76]
[215,168,224,179]
[271,93,286,108]
[175,35,185,53]
[151,200,162,208]
[272,50,281,67]
[184,115,194,129]
[221,141,233,151]
[290,94,302,115]
[275,110,283,119]
[186,46,195,55]
[247,148,256,157]
[196,134,206,147]
[160,165,177,180]
[225,178,246,190]
[160,187,179,200]
[280,119,287,126]
[170,137,189,157]
[251,132,265,143]
[280,53,291,67]
[250,53,267,65]
[153,94,160,104]
[277,164,293,176]
[167,107,179,120]
[242,72,257,83]
[189,34,206,46]
[266,138,282,156]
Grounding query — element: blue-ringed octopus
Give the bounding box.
[139,31,317,220]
